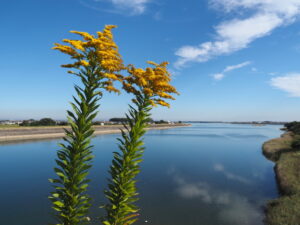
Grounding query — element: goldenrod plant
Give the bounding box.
[103,61,178,225]
[49,25,124,225]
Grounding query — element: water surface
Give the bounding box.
[0,123,282,225]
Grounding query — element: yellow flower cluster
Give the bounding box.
[123,61,179,107]
[52,25,124,93]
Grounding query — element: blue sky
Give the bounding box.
[1,0,300,121]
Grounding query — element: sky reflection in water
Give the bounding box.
[0,123,282,225]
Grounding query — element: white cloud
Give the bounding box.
[224,61,251,72]
[175,0,300,67]
[81,0,151,15]
[109,0,150,14]
[270,73,300,97]
[212,61,251,81]
[213,73,225,80]
[210,0,300,17]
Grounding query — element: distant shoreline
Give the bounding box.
[0,124,190,143]
[186,121,286,125]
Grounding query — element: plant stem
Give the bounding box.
[103,93,151,225]
[50,67,101,225]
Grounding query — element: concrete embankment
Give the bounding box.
[0,124,189,143]
[262,132,300,225]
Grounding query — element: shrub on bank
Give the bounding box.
[284,121,300,134]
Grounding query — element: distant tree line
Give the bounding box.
[20,118,57,126]
[109,117,155,123]
[108,117,175,124]
[109,117,128,123]
[155,119,168,124]
[19,117,176,127]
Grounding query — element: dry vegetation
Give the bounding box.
[262,132,293,161]
[263,129,300,225]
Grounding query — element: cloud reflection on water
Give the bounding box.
[170,169,263,225]
[213,163,252,184]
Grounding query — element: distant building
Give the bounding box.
[0,120,22,125]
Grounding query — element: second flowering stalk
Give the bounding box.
[103,62,178,225]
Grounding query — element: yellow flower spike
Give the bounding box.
[145,68,155,79]
[61,63,78,68]
[80,60,89,67]
[122,82,139,95]
[97,31,103,39]
[105,25,118,30]
[105,85,120,94]
[63,39,85,51]
[103,25,117,39]
[54,26,124,96]
[70,31,95,41]
[159,61,169,67]
[158,92,175,100]
[156,99,170,108]
[67,70,77,75]
[136,77,147,87]
[70,53,85,60]
[124,60,178,108]
[149,100,157,107]
[143,88,153,96]
[103,73,119,80]
[52,43,77,56]
[102,80,113,87]
[103,32,113,40]
[147,61,159,66]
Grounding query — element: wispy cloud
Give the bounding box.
[270,73,300,97]
[175,0,300,68]
[79,0,151,15]
[109,0,150,14]
[212,61,251,81]
[224,61,251,72]
[213,73,225,81]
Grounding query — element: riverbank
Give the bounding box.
[0,124,189,143]
[262,132,300,224]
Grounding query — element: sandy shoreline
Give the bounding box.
[0,124,189,143]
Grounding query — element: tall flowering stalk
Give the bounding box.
[49,25,124,225]
[103,61,178,225]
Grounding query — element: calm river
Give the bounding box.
[0,123,282,225]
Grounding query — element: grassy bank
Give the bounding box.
[262,132,300,225]
[262,132,294,161]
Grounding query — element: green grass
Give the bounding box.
[262,133,293,161]
[275,152,300,195]
[264,140,300,225]
[266,194,300,225]
[0,124,20,128]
